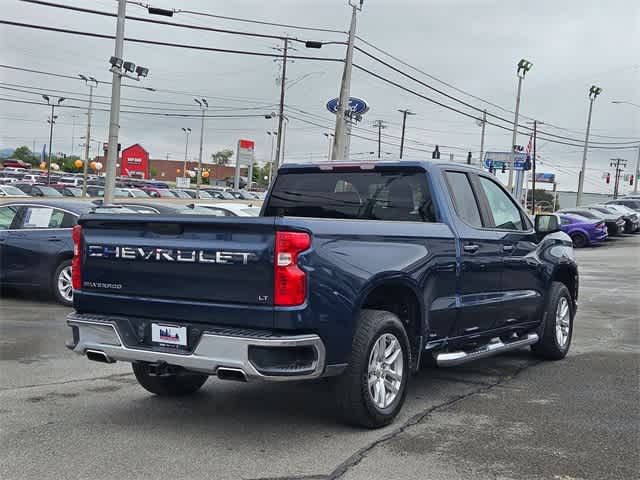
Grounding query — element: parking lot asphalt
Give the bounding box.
[1,236,638,480]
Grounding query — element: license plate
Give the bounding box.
[151,324,187,347]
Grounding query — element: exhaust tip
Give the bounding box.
[217,367,247,382]
[86,349,115,364]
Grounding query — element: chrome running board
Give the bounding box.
[436,333,539,367]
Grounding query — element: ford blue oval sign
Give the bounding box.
[326,97,370,115]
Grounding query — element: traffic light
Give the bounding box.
[524,155,531,171]
[501,163,506,174]
[467,151,472,165]
[606,173,611,184]
[630,175,634,186]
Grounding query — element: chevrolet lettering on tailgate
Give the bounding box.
[87,245,255,264]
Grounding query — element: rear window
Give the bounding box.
[264,169,436,222]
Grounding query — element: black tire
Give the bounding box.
[531,282,573,360]
[132,363,208,396]
[333,309,411,428]
[52,259,73,307]
[570,232,587,248]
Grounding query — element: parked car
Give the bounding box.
[197,202,261,217]
[68,160,578,428]
[13,183,64,197]
[229,190,259,200]
[49,184,84,197]
[0,185,29,197]
[168,189,193,199]
[0,200,130,306]
[602,204,640,232]
[140,187,177,198]
[86,186,105,197]
[57,176,84,187]
[558,208,625,236]
[106,202,214,215]
[558,214,608,248]
[20,174,47,184]
[605,198,640,213]
[117,188,149,198]
[202,188,236,200]
[586,205,639,233]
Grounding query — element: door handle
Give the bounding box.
[47,237,63,242]
[463,244,480,254]
[502,244,514,252]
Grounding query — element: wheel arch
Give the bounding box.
[552,263,579,307]
[356,275,425,371]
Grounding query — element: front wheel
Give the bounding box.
[132,363,208,396]
[53,260,73,306]
[532,282,574,360]
[570,232,587,248]
[334,309,410,428]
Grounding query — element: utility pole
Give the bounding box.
[531,121,541,213]
[576,85,602,206]
[634,146,640,194]
[267,130,277,185]
[398,109,415,159]
[509,59,533,192]
[371,120,386,158]
[610,158,627,199]
[478,110,487,166]
[194,98,208,197]
[273,37,289,176]
[332,0,363,160]
[103,0,127,204]
[79,75,98,197]
[181,127,191,178]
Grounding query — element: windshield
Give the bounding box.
[265,169,434,222]
[112,188,129,198]
[171,190,191,199]
[157,189,176,198]
[128,189,149,198]
[1,186,26,195]
[65,187,82,196]
[38,186,63,196]
[241,207,260,216]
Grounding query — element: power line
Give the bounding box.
[351,63,640,151]
[354,46,638,146]
[0,20,343,62]
[356,35,640,142]
[19,0,347,45]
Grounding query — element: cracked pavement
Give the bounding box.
[1,236,638,480]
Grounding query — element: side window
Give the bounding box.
[478,177,524,230]
[0,206,19,230]
[19,207,71,229]
[561,217,571,225]
[445,172,483,228]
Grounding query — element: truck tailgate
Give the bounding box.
[77,215,276,317]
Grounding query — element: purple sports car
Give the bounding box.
[559,214,608,248]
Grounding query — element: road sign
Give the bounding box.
[237,139,255,164]
[326,97,370,116]
[176,176,190,188]
[484,152,528,170]
[534,173,556,183]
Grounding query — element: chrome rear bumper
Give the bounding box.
[66,312,326,382]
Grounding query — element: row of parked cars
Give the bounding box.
[0,198,261,306]
[556,196,640,247]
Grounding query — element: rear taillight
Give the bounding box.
[274,231,311,306]
[72,224,82,291]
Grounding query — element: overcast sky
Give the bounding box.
[1,0,638,193]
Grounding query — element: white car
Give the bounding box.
[58,176,84,187]
[117,188,149,198]
[0,185,29,197]
[196,202,261,217]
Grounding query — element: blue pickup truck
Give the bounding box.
[67,161,578,428]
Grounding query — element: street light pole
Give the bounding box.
[181,127,191,177]
[371,120,386,158]
[79,75,98,197]
[509,59,532,193]
[42,95,65,184]
[526,120,543,213]
[194,98,208,197]
[332,0,363,161]
[273,37,289,176]
[610,101,640,194]
[398,109,415,159]
[576,85,602,207]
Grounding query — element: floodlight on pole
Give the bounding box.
[576,85,603,206]
[79,74,99,197]
[42,95,64,184]
[194,98,207,197]
[508,58,533,194]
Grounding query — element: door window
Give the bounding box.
[19,207,76,229]
[0,206,19,229]
[478,177,524,230]
[445,171,483,228]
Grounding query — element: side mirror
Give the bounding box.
[535,214,560,238]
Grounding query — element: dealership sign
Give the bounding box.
[326,97,370,121]
[484,152,528,171]
[237,139,255,164]
[534,173,556,183]
[121,144,149,179]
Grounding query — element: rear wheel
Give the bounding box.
[570,232,587,248]
[532,282,573,360]
[132,363,208,396]
[52,260,73,306]
[333,309,410,428]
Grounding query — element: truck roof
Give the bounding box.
[278,159,486,173]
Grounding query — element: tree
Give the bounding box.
[211,148,234,166]
[12,146,35,164]
[527,189,559,212]
[150,166,158,178]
